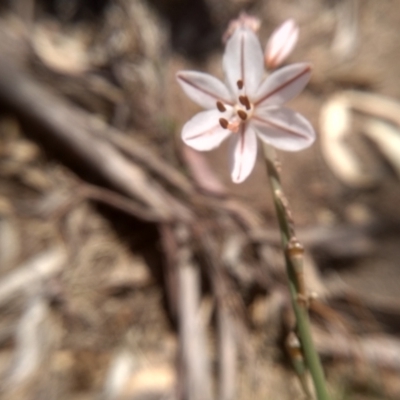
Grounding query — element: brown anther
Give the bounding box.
[219,118,229,129]
[236,79,244,90]
[216,101,226,112]
[239,95,251,110]
[237,110,248,120]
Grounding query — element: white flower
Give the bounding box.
[176,24,315,183]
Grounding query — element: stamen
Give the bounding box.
[237,110,247,120]
[219,118,229,129]
[236,79,244,90]
[239,95,251,110]
[216,101,226,112]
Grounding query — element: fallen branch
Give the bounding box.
[0,58,192,223]
[0,247,66,308]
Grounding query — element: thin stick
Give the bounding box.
[176,225,213,400]
[263,144,330,400]
[217,305,237,400]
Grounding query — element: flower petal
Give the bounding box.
[223,27,264,98]
[252,107,315,151]
[229,124,258,183]
[182,110,232,151]
[176,71,233,109]
[265,19,299,69]
[254,63,311,107]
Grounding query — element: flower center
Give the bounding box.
[217,95,254,132]
[217,79,255,132]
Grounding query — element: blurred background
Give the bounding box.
[1,0,400,399]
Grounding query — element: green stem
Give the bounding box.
[263,144,330,400]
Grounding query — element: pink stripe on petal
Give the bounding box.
[182,110,232,151]
[253,116,307,139]
[254,63,311,107]
[176,71,233,109]
[252,107,315,151]
[223,27,264,98]
[229,124,258,183]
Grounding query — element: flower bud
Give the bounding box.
[265,19,299,70]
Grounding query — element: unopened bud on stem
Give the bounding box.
[265,19,299,70]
